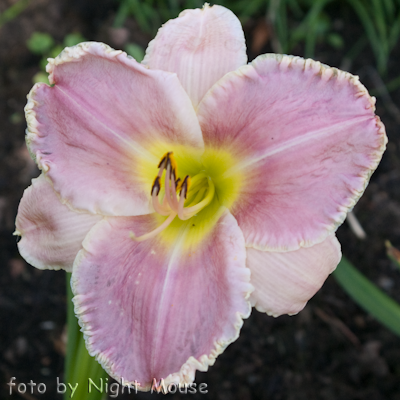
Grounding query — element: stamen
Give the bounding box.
[177,177,190,220]
[152,192,170,216]
[178,176,210,220]
[168,152,178,180]
[157,152,169,169]
[140,152,217,242]
[130,212,177,242]
[151,176,161,196]
[152,152,169,210]
[184,173,206,204]
[175,178,181,192]
[161,193,169,209]
[159,152,178,179]
[179,175,191,198]
[182,177,215,219]
[151,176,170,215]
[165,160,179,212]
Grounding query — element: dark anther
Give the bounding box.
[157,156,166,169]
[180,175,190,199]
[158,151,172,169]
[151,176,161,196]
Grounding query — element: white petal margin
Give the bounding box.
[71,210,252,390]
[26,42,204,217]
[247,234,342,317]
[143,4,247,108]
[15,174,102,272]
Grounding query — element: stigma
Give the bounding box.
[130,152,215,242]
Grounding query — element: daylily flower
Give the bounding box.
[15,4,386,391]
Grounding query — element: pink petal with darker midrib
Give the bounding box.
[26,42,203,217]
[72,211,252,389]
[198,54,386,252]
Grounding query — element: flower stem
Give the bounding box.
[65,272,108,400]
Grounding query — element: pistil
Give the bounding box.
[130,151,216,242]
[164,161,179,212]
[180,177,215,220]
[151,177,170,216]
[129,212,177,242]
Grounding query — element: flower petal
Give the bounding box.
[248,234,341,317]
[198,54,387,251]
[142,4,247,108]
[15,174,101,272]
[26,42,204,217]
[72,210,252,389]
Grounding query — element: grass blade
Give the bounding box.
[333,256,400,337]
[388,13,400,50]
[0,0,30,28]
[348,0,388,73]
[113,0,131,28]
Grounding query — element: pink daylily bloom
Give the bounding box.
[15,4,386,390]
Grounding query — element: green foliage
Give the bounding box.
[125,43,146,61]
[386,241,400,271]
[114,0,204,32]
[0,0,30,28]
[333,256,400,337]
[113,0,400,75]
[64,32,86,47]
[283,0,336,57]
[27,32,86,84]
[385,74,400,92]
[347,0,400,74]
[26,32,55,55]
[65,273,107,400]
[32,71,50,84]
[327,32,344,49]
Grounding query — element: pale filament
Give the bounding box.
[165,163,179,212]
[151,157,170,215]
[179,177,215,220]
[130,212,177,242]
[152,186,170,216]
[177,179,190,220]
[131,153,216,242]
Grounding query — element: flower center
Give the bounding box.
[130,152,216,242]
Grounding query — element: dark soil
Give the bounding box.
[1,1,400,399]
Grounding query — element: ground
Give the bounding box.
[1,0,400,399]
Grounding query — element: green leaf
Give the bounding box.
[348,0,389,74]
[32,71,49,84]
[113,0,131,28]
[49,45,64,59]
[64,33,86,47]
[385,241,400,271]
[39,45,63,71]
[125,43,145,62]
[27,32,55,55]
[384,74,400,92]
[327,32,344,49]
[333,256,400,337]
[9,112,23,125]
[0,0,30,28]
[65,273,108,400]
